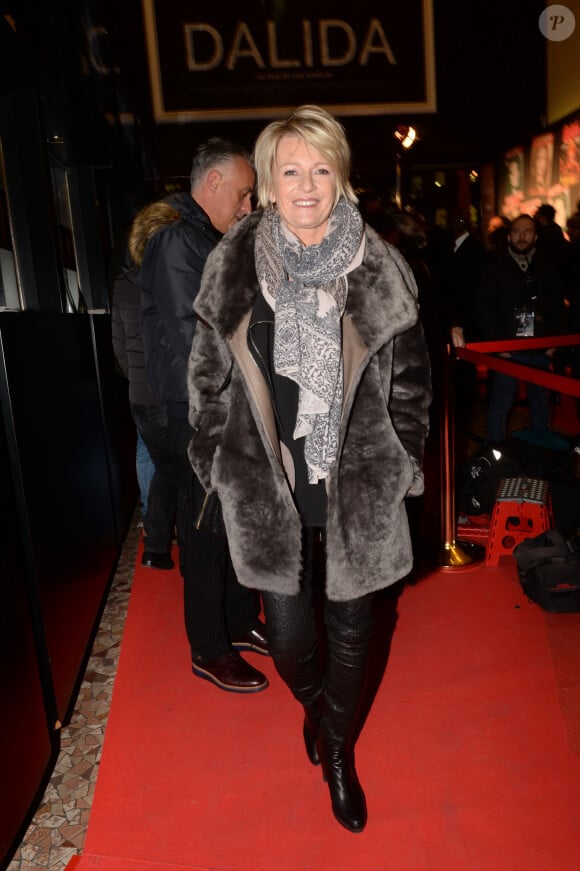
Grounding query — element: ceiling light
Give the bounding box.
[394,125,417,150]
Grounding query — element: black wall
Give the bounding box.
[0,312,136,869]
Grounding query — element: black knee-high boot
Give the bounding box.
[303,696,322,765]
[267,632,324,765]
[317,595,373,833]
[261,528,324,765]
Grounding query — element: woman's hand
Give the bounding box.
[450,326,465,349]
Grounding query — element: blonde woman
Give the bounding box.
[188,105,431,832]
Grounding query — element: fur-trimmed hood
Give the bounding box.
[128,192,211,268]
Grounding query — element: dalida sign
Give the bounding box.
[142,0,436,120]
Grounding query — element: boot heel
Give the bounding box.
[303,717,320,765]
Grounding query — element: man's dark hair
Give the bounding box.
[190,138,253,189]
[535,203,556,222]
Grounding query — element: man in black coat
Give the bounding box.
[475,213,566,444]
[442,213,488,434]
[111,263,176,568]
[128,139,269,693]
[444,213,488,348]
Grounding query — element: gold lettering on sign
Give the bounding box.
[185,23,223,71]
[267,21,300,68]
[183,19,398,72]
[226,22,266,69]
[302,20,314,67]
[359,18,397,65]
[319,20,356,67]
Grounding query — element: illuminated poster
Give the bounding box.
[549,188,571,228]
[527,133,554,197]
[559,119,580,187]
[500,122,580,230]
[142,0,436,121]
[501,146,524,219]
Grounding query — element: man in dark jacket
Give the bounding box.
[475,213,566,444]
[128,139,269,693]
[441,213,488,442]
[111,262,177,568]
[444,213,488,349]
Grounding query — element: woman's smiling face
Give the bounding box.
[270,135,338,246]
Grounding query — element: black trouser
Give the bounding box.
[261,529,374,738]
[131,402,177,555]
[486,350,551,444]
[168,415,261,662]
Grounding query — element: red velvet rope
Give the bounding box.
[455,334,580,398]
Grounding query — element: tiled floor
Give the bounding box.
[6,515,142,871]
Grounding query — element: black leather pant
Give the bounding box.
[261,529,374,742]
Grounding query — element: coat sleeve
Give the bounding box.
[474,264,502,341]
[141,226,209,377]
[111,280,129,379]
[187,319,233,491]
[387,319,432,496]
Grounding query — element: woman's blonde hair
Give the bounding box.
[253,104,357,209]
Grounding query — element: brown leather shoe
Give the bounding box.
[191,652,268,693]
[231,625,270,656]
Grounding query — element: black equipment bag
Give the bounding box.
[457,433,579,534]
[456,445,523,515]
[513,529,580,613]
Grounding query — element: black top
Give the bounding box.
[248,291,327,527]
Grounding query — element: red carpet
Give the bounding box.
[69,542,580,871]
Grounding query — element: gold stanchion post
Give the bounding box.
[439,343,485,568]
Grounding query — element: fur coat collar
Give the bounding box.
[195,210,420,353]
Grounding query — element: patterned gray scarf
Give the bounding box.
[255,197,364,483]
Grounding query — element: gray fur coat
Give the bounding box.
[188,210,431,601]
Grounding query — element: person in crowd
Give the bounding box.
[135,432,154,517]
[567,211,580,244]
[187,105,431,832]
[128,138,270,693]
[534,203,569,265]
[475,213,566,444]
[367,206,434,321]
[355,187,384,226]
[443,212,488,351]
[111,260,176,567]
[486,214,510,259]
[438,212,489,452]
[370,205,442,401]
[426,212,488,459]
[533,203,571,390]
